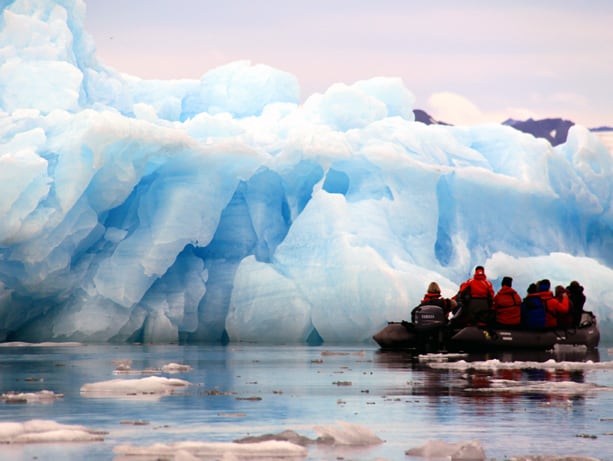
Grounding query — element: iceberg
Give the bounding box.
[0,0,612,344]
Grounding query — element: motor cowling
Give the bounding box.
[412,304,446,331]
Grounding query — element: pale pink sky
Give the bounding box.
[85,0,613,127]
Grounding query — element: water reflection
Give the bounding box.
[373,346,599,405]
[0,344,611,461]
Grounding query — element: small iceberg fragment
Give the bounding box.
[114,440,307,459]
[0,419,106,444]
[406,439,486,461]
[80,376,191,399]
[1,390,64,404]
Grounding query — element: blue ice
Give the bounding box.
[0,0,612,344]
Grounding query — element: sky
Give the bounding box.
[84,0,613,128]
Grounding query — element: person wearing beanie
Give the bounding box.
[453,266,495,326]
[492,276,522,326]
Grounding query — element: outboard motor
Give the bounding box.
[413,304,446,331]
[411,304,447,353]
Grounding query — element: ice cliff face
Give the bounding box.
[1,0,612,344]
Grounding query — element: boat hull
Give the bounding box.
[373,315,600,352]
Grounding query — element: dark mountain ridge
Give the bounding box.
[413,110,613,146]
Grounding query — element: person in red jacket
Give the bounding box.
[492,276,522,326]
[554,285,573,328]
[454,266,496,326]
[413,281,457,319]
[536,279,564,328]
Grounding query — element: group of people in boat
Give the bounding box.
[413,265,587,330]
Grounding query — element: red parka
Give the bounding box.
[457,270,495,300]
[492,286,522,325]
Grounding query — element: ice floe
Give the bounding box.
[112,360,193,375]
[161,362,194,373]
[313,421,383,446]
[80,376,191,399]
[235,422,383,447]
[113,440,308,460]
[1,390,64,403]
[406,439,486,460]
[0,420,106,444]
[0,342,83,347]
[114,421,382,460]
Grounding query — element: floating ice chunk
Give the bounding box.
[0,419,105,444]
[113,440,307,459]
[80,376,191,399]
[1,390,63,403]
[0,341,83,347]
[508,456,601,461]
[235,429,320,446]
[313,421,383,446]
[406,439,486,461]
[161,362,193,373]
[235,422,382,448]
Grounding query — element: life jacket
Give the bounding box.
[458,273,495,301]
[521,293,546,329]
[456,273,495,325]
[492,286,522,325]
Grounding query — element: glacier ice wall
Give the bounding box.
[1,0,612,344]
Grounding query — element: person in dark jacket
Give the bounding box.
[566,280,586,326]
[492,276,522,326]
[521,283,546,329]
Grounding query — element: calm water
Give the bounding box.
[1,342,613,460]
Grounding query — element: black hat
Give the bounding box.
[538,279,551,291]
[501,276,513,287]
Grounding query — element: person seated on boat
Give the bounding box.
[411,282,457,322]
[554,285,574,328]
[492,276,522,327]
[536,279,565,328]
[453,265,495,327]
[566,280,586,326]
[521,283,546,329]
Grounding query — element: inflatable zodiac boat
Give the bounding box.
[372,305,600,352]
